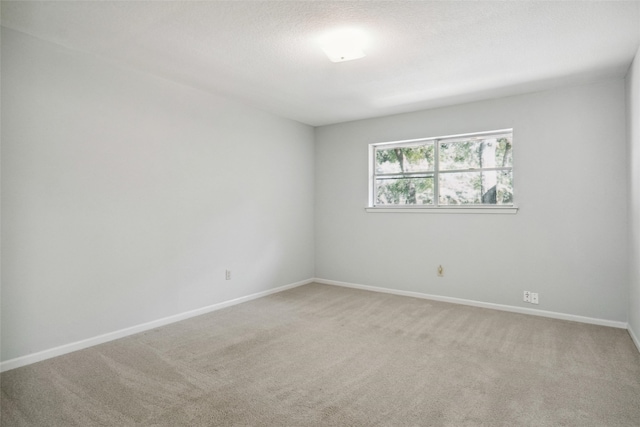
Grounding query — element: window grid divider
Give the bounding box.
[434,140,440,206]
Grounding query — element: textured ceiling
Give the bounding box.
[2,1,640,126]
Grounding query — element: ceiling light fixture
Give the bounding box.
[319,28,367,63]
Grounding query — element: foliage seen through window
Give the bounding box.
[371,130,513,207]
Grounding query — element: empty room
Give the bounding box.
[2,1,640,426]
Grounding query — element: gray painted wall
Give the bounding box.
[628,46,640,342]
[315,79,629,323]
[2,27,637,364]
[1,29,315,361]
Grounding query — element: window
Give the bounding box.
[368,129,514,212]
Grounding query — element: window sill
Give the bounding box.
[365,206,518,214]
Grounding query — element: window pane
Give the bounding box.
[375,176,434,205]
[375,145,434,174]
[495,136,513,168]
[439,170,513,205]
[439,136,511,171]
[497,170,514,203]
[439,140,481,170]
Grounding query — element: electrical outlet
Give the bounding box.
[225,270,231,280]
[523,291,531,303]
[531,293,539,304]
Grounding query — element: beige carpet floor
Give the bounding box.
[2,283,640,426]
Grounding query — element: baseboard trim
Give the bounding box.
[0,278,313,373]
[314,278,628,330]
[628,325,640,353]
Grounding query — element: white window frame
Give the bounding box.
[367,129,518,214]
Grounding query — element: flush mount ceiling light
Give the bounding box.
[319,28,367,63]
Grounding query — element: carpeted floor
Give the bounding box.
[2,283,639,426]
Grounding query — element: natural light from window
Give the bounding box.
[368,129,515,212]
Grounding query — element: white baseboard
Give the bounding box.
[314,278,629,330]
[628,325,640,353]
[0,278,313,373]
[4,277,634,372]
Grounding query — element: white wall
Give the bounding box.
[315,79,629,323]
[1,25,635,365]
[628,46,640,344]
[1,28,315,362]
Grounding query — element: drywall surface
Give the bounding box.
[1,29,315,362]
[315,79,628,322]
[628,46,640,342]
